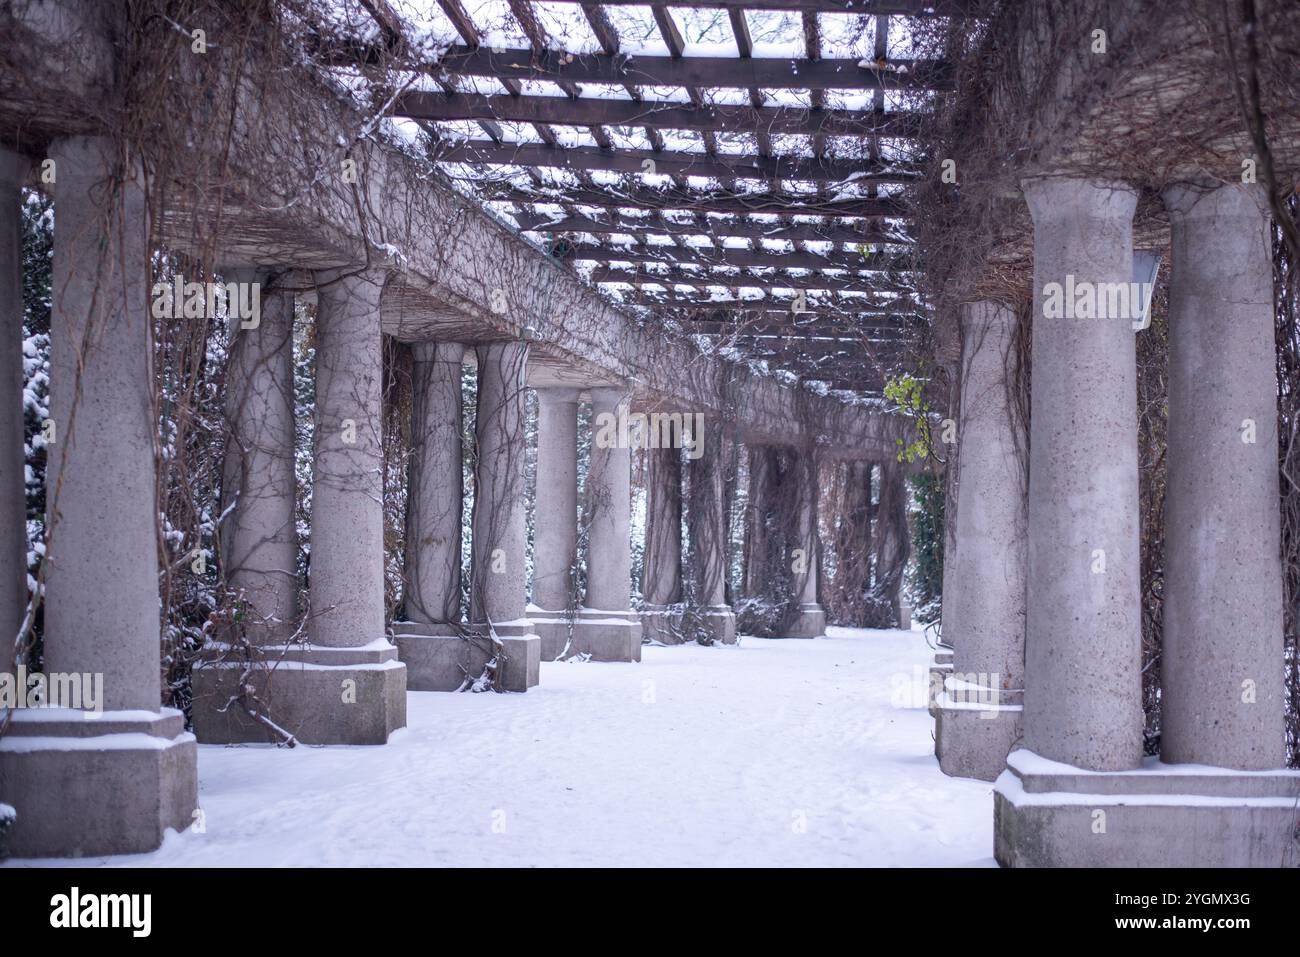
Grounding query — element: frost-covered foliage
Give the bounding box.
[18,190,51,668]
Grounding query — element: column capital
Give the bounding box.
[411,340,465,365]
[1162,179,1266,224]
[1020,175,1137,227]
[533,384,581,404]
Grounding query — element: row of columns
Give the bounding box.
[935,175,1299,866]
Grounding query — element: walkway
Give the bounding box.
[9,627,993,868]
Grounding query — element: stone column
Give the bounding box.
[196,266,405,744]
[1161,181,1284,769]
[935,300,1028,781]
[218,268,297,643]
[574,385,642,660]
[0,150,28,681]
[394,341,476,690]
[641,443,683,644]
[687,417,736,643]
[467,341,540,687]
[0,136,197,857]
[742,444,778,601]
[782,448,826,638]
[530,386,580,659]
[402,340,464,627]
[1018,176,1143,772]
[869,458,909,627]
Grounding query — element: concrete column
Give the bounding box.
[574,385,642,660]
[869,458,909,627]
[310,268,387,647]
[641,443,682,643]
[395,341,535,691]
[470,341,529,626]
[195,266,405,744]
[219,268,297,643]
[1161,181,1284,769]
[0,150,28,680]
[935,300,1028,781]
[687,417,736,643]
[403,340,465,627]
[742,444,777,600]
[42,137,159,712]
[1,136,197,857]
[783,448,826,638]
[530,386,579,658]
[1021,176,1142,771]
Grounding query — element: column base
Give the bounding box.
[640,604,685,645]
[394,621,540,692]
[935,681,1023,781]
[0,708,197,858]
[191,640,407,744]
[780,602,826,639]
[691,605,737,645]
[526,606,574,660]
[994,749,1300,867]
[571,608,643,662]
[927,646,954,719]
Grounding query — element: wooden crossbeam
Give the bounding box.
[434,46,954,92]
[433,140,920,184]
[395,91,923,138]
[493,183,905,217]
[588,265,915,294]
[545,0,978,12]
[569,242,907,270]
[686,318,919,337]
[619,289,923,314]
[521,212,911,245]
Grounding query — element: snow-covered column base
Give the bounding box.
[1,137,198,857]
[640,605,684,645]
[994,749,1300,867]
[194,267,406,744]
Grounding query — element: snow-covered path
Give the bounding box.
[13,626,995,867]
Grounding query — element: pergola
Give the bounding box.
[325,0,976,393]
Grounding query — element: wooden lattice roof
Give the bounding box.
[331,0,980,394]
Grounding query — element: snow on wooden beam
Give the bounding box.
[434,46,955,92]
[519,212,912,245]
[395,91,924,138]
[550,0,979,13]
[434,140,921,185]
[588,264,915,293]
[570,241,907,270]
[494,183,906,216]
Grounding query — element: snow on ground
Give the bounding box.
[10,626,995,867]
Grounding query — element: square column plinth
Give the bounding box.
[782,602,826,639]
[640,605,683,644]
[191,642,406,745]
[393,621,539,692]
[935,681,1024,781]
[994,749,1300,867]
[0,709,197,858]
[571,609,643,661]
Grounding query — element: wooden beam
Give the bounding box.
[519,212,911,245]
[394,91,923,138]
[433,139,921,184]
[434,46,955,92]
[491,183,906,217]
[686,318,920,337]
[550,0,978,12]
[619,289,924,314]
[588,264,915,294]
[569,242,908,270]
